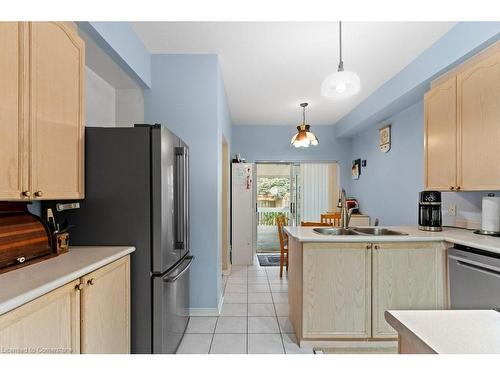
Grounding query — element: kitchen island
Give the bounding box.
[284,226,500,347]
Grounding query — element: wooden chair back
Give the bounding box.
[321,213,341,227]
[276,214,288,249]
[301,221,332,227]
[276,214,289,277]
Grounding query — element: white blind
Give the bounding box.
[300,163,331,222]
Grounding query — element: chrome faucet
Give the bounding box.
[340,189,354,229]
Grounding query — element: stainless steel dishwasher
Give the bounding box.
[448,245,500,309]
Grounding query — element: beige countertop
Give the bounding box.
[0,246,135,315]
[385,310,500,354]
[284,226,500,254]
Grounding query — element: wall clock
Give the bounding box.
[379,124,391,153]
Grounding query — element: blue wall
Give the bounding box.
[78,22,152,88]
[349,101,424,225]
[144,54,223,310]
[231,125,353,190]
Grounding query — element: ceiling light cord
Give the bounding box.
[338,21,344,72]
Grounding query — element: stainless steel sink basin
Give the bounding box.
[313,228,361,235]
[352,227,408,236]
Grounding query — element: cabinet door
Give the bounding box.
[0,280,80,354]
[303,243,371,339]
[372,242,446,338]
[81,256,130,354]
[29,22,85,199]
[424,77,457,191]
[458,51,500,190]
[0,22,28,200]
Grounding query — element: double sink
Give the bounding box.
[313,227,408,236]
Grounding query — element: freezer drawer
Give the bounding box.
[448,247,500,309]
[152,255,193,353]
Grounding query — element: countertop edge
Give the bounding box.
[0,246,135,316]
[384,311,438,354]
[284,227,500,254]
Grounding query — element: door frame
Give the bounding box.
[221,136,231,276]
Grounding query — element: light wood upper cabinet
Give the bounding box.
[425,42,500,191]
[372,242,446,338]
[0,22,27,200]
[302,242,372,339]
[80,256,130,354]
[424,77,457,191]
[458,51,500,191]
[0,280,81,354]
[0,22,84,201]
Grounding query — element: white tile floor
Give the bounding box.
[176,262,313,354]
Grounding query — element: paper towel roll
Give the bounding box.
[482,197,500,232]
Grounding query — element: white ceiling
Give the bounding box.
[131,22,456,126]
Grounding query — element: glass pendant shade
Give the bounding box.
[321,21,361,100]
[321,70,361,99]
[291,124,319,148]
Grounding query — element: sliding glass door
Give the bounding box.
[255,161,340,253]
[256,163,291,253]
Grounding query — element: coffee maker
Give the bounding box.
[418,191,442,231]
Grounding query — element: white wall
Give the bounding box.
[116,89,145,127]
[85,67,116,127]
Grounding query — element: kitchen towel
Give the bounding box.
[481,197,500,232]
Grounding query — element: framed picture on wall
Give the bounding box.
[352,159,361,180]
[379,124,391,153]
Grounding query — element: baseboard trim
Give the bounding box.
[188,296,223,317]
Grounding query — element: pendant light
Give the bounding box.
[321,21,361,100]
[290,103,319,148]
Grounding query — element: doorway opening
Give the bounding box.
[255,161,340,253]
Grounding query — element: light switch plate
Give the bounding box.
[448,204,457,216]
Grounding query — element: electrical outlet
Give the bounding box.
[448,204,457,216]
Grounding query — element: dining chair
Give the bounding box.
[276,214,288,278]
[320,213,341,227]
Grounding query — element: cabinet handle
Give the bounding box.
[456,186,461,191]
[75,283,83,291]
[87,278,96,286]
[34,190,43,197]
[449,186,455,191]
[374,245,379,250]
[366,245,371,250]
[22,191,32,198]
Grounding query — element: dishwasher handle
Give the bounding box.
[449,254,500,278]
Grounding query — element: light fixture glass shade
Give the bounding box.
[321,70,361,99]
[291,125,318,148]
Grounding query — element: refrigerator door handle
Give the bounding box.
[175,147,186,250]
[183,148,189,252]
[162,256,194,283]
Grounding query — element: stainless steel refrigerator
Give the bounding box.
[43,124,192,353]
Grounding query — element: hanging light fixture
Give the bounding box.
[290,103,319,148]
[321,21,361,100]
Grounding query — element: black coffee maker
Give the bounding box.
[418,191,442,231]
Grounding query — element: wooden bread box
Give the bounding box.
[0,202,56,274]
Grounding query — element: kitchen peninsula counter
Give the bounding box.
[284,226,500,255]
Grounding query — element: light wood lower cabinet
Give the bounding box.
[0,280,81,354]
[301,242,372,339]
[0,256,130,354]
[372,242,446,338]
[80,256,130,354]
[288,240,446,343]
